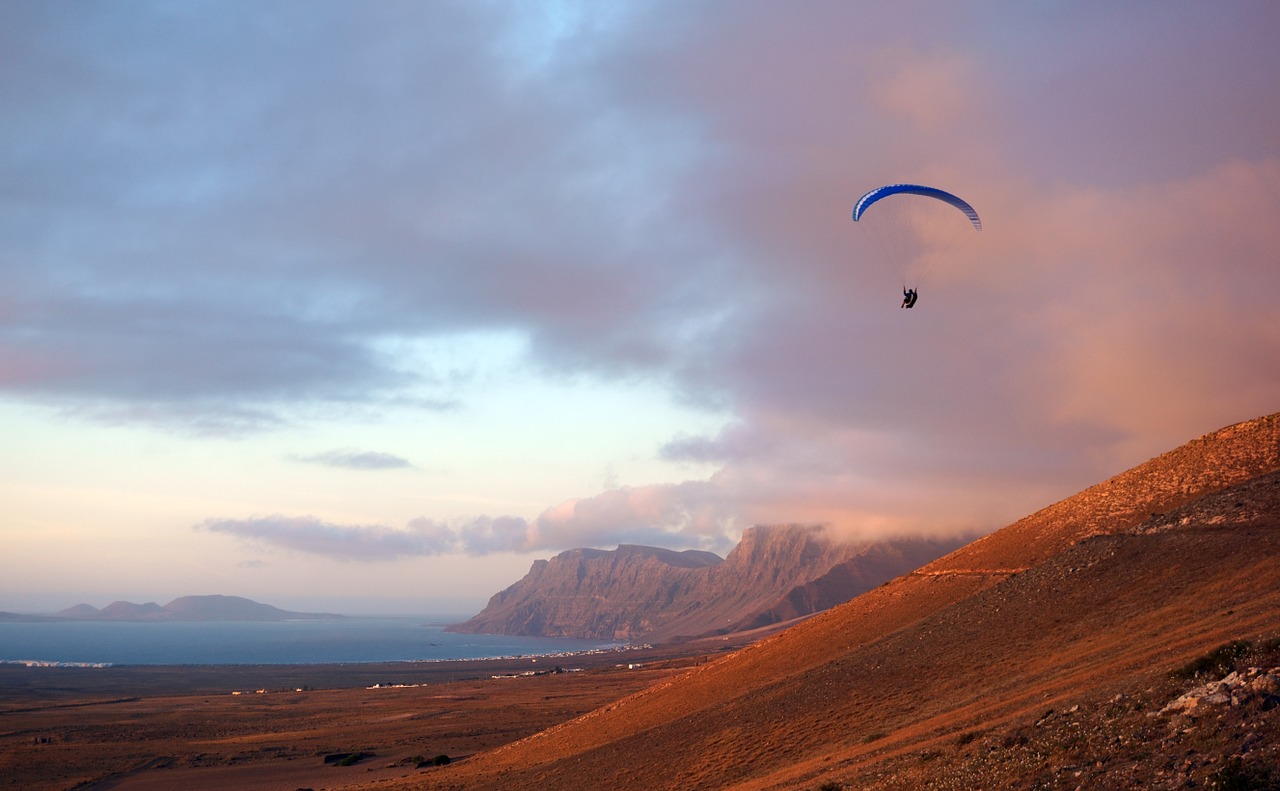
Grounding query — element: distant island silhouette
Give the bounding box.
[1,594,344,622]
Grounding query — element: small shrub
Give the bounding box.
[862,732,887,744]
[1173,640,1252,680]
[817,782,843,791]
[955,731,978,747]
[1001,732,1029,749]
[432,754,451,766]
[1209,756,1275,790]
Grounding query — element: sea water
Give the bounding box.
[0,618,616,666]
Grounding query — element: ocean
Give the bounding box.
[0,618,616,666]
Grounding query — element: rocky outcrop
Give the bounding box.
[449,527,964,642]
[1160,667,1280,715]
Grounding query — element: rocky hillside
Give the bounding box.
[400,412,1280,791]
[449,527,964,643]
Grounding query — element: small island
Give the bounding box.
[3,595,344,623]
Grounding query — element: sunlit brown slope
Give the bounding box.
[925,412,1280,574]
[394,414,1280,791]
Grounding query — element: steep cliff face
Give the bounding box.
[448,527,963,642]
[448,545,722,641]
[727,536,968,631]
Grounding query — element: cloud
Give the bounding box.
[198,516,465,562]
[198,513,538,561]
[448,515,534,555]
[291,449,414,471]
[198,489,742,562]
[868,48,984,131]
[529,480,739,552]
[13,3,1280,569]
[0,2,720,432]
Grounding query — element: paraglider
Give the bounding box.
[853,184,981,230]
[852,184,981,306]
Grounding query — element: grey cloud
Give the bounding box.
[659,423,769,465]
[292,449,414,471]
[198,515,465,562]
[198,514,538,561]
[1,2,727,430]
[58,399,291,437]
[660,434,731,465]
[447,515,531,555]
[198,490,739,562]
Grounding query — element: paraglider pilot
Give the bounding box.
[901,288,918,309]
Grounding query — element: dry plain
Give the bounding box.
[0,637,749,791]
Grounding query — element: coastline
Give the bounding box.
[0,634,748,704]
[0,631,759,791]
[0,616,616,667]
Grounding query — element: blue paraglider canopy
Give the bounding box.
[852,184,982,231]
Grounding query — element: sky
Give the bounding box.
[3,1,1278,616]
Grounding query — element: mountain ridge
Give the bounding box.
[449,527,965,642]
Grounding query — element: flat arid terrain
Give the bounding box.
[0,636,758,790]
[3,414,1279,791]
